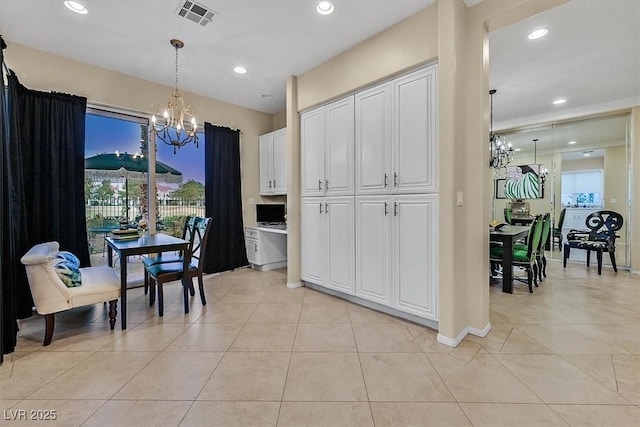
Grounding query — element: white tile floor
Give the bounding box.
[1,260,639,426]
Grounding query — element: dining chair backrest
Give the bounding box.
[186,217,212,271]
[526,215,544,260]
[537,212,551,254]
[556,208,566,230]
[504,208,512,225]
[584,210,623,244]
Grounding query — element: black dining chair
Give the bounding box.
[553,207,566,251]
[145,217,212,316]
[490,214,543,293]
[563,210,623,275]
[535,212,551,281]
[143,216,195,296]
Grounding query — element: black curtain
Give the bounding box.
[203,123,248,273]
[1,36,10,361]
[1,63,88,355]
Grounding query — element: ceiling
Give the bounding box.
[489,0,639,130]
[0,0,436,114]
[1,0,638,130]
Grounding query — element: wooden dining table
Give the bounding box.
[106,233,189,329]
[490,225,531,293]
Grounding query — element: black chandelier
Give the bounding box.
[489,89,514,169]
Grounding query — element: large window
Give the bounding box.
[85,108,205,254]
[561,169,603,208]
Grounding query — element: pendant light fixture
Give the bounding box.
[151,39,198,154]
[489,89,514,169]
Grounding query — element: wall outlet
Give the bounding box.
[610,198,617,204]
[457,191,464,206]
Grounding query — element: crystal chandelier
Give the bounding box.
[151,39,198,154]
[489,89,514,169]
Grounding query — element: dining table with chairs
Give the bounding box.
[106,233,190,329]
[489,224,532,293]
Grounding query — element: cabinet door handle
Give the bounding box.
[394,172,398,187]
[384,173,388,187]
[273,180,276,187]
[325,179,329,190]
[320,202,323,214]
[394,202,398,216]
[384,202,388,216]
[269,180,272,188]
[325,202,328,214]
[318,180,322,191]
[255,243,258,252]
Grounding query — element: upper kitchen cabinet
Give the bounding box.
[301,96,355,197]
[355,65,438,195]
[259,128,287,195]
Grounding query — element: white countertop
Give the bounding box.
[252,226,288,235]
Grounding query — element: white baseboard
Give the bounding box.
[287,281,302,289]
[437,322,492,348]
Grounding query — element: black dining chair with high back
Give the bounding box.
[143,216,195,297]
[553,207,566,251]
[145,217,212,316]
[563,210,623,275]
[536,212,551,281]
[490,215,543,293]
[504,208,513,225]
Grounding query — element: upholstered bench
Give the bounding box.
[21,241,121,346]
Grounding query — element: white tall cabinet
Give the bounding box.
[259,128,287,195]
[301,64,438,324]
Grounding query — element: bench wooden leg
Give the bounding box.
[44,313,55,346]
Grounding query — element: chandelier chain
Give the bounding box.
[175,43,179,92]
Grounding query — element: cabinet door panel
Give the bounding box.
[301,199,324,284]
[325,97,355,196]
[356,196,391,304]
[259,133,273,194]
[272,129,287,194]
[392,66,437,194]
[325,197,355,294]
[393,195,438,320]
[356,84,391,195]
[301,108,325,196]
[246,238,259,264]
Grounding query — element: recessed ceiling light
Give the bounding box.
[63,1,88,14]
[528,29,548,40]
[514,148,522,152]
[568,140,577,145]
[317,1,334,15]
[234,66,247,74]
[553,99,567,105]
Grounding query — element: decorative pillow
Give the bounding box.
[50,256,82,288]
[54,251,81,268]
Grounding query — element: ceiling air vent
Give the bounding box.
[175,0,217,27]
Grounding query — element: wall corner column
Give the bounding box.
[286,75,302,288]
